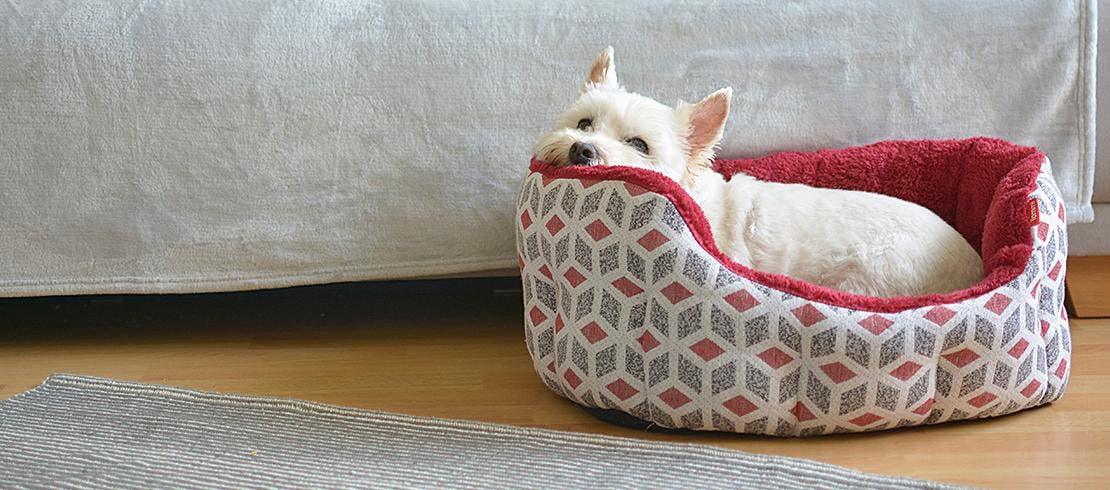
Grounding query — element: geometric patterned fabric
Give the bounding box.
[517,159,1070,436]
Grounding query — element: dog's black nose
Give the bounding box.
[568,142,599,166]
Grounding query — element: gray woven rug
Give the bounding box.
[0,374,956,489]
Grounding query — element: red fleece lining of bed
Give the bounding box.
[530,137,1044,313]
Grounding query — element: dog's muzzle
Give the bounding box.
[568,142,599,166]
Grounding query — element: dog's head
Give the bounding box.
[534,47,732,184]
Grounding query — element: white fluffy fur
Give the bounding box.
[535,47,983,297]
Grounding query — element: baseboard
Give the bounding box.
[1066,255,1110,318]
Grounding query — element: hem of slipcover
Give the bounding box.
[1070,0,1097,225]
[1068,203,1093,223]
[3,373,958,489]
[1067,202,1110,255]
[0,256,518,297]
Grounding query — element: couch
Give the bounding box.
[0,0,1097,296]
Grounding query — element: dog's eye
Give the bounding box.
[626,137,649,154]
[576,118,592,131]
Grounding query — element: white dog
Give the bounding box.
[535,47,983,298]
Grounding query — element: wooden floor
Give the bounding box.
[1068,255,1110,318]
[1,278,1107,488]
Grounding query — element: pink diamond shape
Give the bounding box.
[849,412,883,426]
[757,347,794,369]
[529,306,547,327]
[579,179,602,188]
[638,331,660,352]
[791,402,816,422]
[724,290,760,312]
[943,348,980,368]
[637,229,669,251]
[912,398,935,416]
[624,182,648,197]
[661,282,693,304]
[967,392,998,408]
[819,362,857,384]
[607,379,639,401]
[792,304,826,327]
[858,314,894,335]
[659,387,691,409]
[580,322,608,344]
[1040,320,1050,337]
[984,293,1012,315]
[563,369,582,389]
[1008,338,1030,359]
[564,267,586,288]
[1055,359,1068,379]
[554,314,565,333]
[585,219,612,241]
[538,264,553,279]
[925,306,957,326]
[545,216,565,236]
[541,175,557,187]
[1020,379,1042,398]
[1037,222,1049,241]
[1048,261,1062,281]
[723,395,758,417]
[889,361,923,381]
[1058,204,1066,221]
[612,277,644,297]
[690,338,725,361]
[546,361,556,373]
[520,210,533,229]
[1030,280,1040,299]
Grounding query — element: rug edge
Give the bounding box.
[10,373,960,490]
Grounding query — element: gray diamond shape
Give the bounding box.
[649,299,669,336]
[599,291,620,327]
[942,319,968,351]
[710,305,736,346]
[678,354,702,393]
[579,189,605,218]
[839,384,867,415]
[778,317,802,354]
[682,251,709,286]
[599,243,619,275]
[914,326,937,356]
[958,364,987,397]
[626,249,646,282]
[812,328,838,357]
[596,345,617,377]
[779,368,801,404]
[712,361,736,395]
[652,249,677,283]
[560,185,579,216]
[605,193,626,227]
[628,200,657,230]
[677,304,703,339]
[648,352,670,386]
[876,383,898,411]
[745,363,771,402]
[806,371,831,413]
[845,331,870,368]
[625,346,645,382]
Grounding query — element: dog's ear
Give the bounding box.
[583,46,618,92]
[682,87,732,168]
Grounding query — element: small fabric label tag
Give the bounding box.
[1028,198,1040,225]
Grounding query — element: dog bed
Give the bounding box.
[516,137,1070,436]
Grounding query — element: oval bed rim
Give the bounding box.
[528,137,1048,314]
